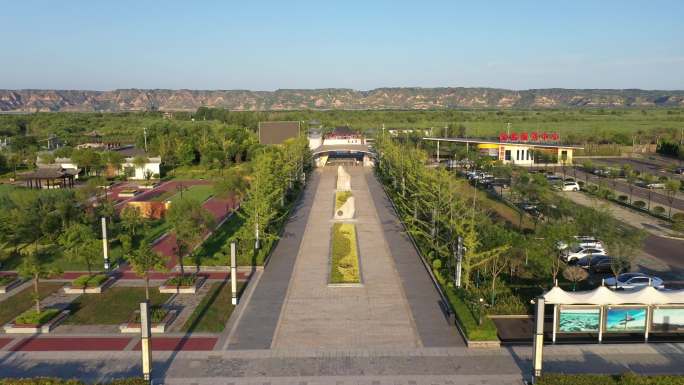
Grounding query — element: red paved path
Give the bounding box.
[11,337,132,351]
[133,337,217,351]
[60,271,251,280]
[0,338,12,349]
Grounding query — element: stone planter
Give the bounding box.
[137,183,158,190]
[3,310,70,334]
[118,309,177,334]
[158,276,206,294]
[0,277,22,294]
[63,276,115,294]
[118,189,139,197]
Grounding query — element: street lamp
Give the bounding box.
[478,297,484,326]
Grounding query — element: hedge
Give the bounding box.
[0,378,148,385]
[72,274,108,288]
[537,373,684,385]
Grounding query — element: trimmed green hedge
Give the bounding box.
[0,274,17,286]
[14,308,60,326]
[330,223,360,284]
[0,378,149,385]
[537,373,684,385]
[164,274,197,286]
[72,274,108,288]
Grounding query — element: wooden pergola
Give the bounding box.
[20,168,78,189]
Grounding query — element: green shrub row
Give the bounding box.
[0,378,148,385]
[164,274,197,286]
[72,274,108,288]
[537,373,684,385]
[14,308,60,326]
[0,274,18,286]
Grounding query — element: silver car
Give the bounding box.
[603,273,665,290]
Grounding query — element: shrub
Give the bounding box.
[652,206,666,215]
[577,181,585,187]
[536,372,684,385]
[633,200,646,209]
[164,274,197,287]
[587,184,599,193]
[14,308,60,325]
[673,213,684,232]
[330,223,360,284]
[71,274,108,288]
[132,306,168,323]
[618,195,628,202]
[432,258,442,270]
[0,378,149,385]
[444,287,498,341]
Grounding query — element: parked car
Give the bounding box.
[563,246,607,263]
[586,256,629,274]
[636,180,666,189]
[556,236,604,251]
[603,273,665,290]
[675,167,684,175]
[547,175,563,183]
[560,181,580,191]
[593,168,610,177]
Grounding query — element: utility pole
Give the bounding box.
[454,236,464,288]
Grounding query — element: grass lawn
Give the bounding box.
[181,281,244,333]
[330,223,360,284]
[64,287,171,325]
[148,189,176,202]
[0,282,64,325]
[143,219,171,243]
[0,243,121,272]
[169,184,214,204]
[184,212,243,267]
[335,191,352,210]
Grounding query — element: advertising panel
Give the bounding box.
[605,307,647,333]
[651,307,684,333]
[557,307,600,333]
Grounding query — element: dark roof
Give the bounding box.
[258,121,301,145]
[114,145,148,157]
[331,126,355,136]
[20,168,79,179]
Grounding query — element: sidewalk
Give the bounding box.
[561,191,681,239]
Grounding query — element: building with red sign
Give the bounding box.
[423,134,583,166]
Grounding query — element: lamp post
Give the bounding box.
[230,242,238,306]
[140,301,152,383]
[101,217,110,271]
[478,297,484,326]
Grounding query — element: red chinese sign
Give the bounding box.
[499,131,559,142]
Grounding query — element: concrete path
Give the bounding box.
[226,172,321,349]
[366,170,465,347]
[272,167,419,349]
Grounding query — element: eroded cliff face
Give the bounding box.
[1,88,683,112]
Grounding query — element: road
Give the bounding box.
[588,157,684,183]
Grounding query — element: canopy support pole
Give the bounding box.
[552,305,557,344]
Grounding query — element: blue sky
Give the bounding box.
[2,0,683,90]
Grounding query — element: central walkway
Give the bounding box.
[229,167,463,350]
[273,167,420,348]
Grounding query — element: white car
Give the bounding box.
[563,246,607,262]
[604,273,665,290]
[556,236,604,251]
[561,181,580,191]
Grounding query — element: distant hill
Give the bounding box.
[1,88,683,112]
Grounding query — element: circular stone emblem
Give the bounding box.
[337,210,344,216]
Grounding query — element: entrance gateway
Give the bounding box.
[531,284,684,379]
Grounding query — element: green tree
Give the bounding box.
[167,198,215,275]
[59,223,100,275]
[126,242,166,300]
[18,248,61,314]
[664,180,681,219]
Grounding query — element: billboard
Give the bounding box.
[557,307,600,333]
[605,307,647,333]
[651,307,684,333]
[258,121,301,145]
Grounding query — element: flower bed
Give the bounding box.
[159,274,205,294]
[4,308,69,334]
[329,223,361,285]
[64,274,114,294]
[335,191,353,210]
[119,306,176,334]
[0,274,21,294]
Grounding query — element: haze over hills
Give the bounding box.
[1,88,684,112]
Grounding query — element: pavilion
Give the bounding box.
[20,168,78,189]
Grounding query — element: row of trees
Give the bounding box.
[234,137,312,264]
[375,135,645,316]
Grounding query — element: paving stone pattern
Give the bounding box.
[227,173,322,349]
[272,167,419,349]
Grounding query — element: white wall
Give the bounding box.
[122,157,161,180]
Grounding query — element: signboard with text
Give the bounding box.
[499,131,559,143]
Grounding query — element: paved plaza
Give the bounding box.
[1,168,683,384]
